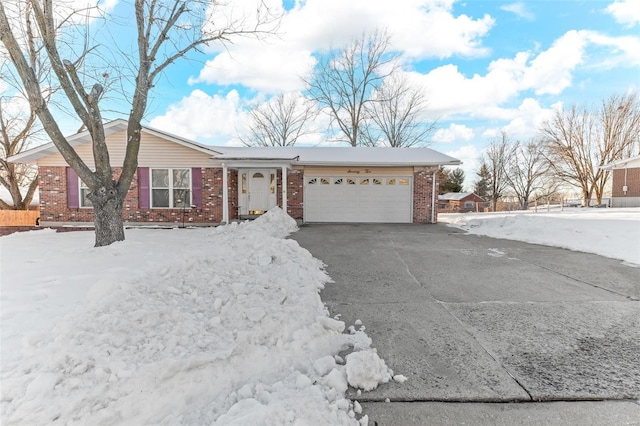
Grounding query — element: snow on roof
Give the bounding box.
[9,119,461,167]
[439,192,476,201]
[211,146,461,166]
[601,154,640,170]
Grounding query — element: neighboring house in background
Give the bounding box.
[438,192,486,212]
[602,154,640,207]
[8,120,461,227]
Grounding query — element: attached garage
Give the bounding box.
[209,148,461,225]
[304,174,413,223]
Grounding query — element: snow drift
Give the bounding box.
[1,208,396,425]
[440,208,640,266]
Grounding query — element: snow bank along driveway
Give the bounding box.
[439,208,640,266]
[1,209,402,425]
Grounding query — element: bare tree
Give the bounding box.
[363,74,436,147]
[305,30,398,146]
[0,0,279,246]
[540,104,594,206]
[540,93,640,206]
[481,131,512,211]
[591,93,640,204]
[505,138,549,209]
[0,98,41,210]
[240,93,317,146]
[0,1,48,210]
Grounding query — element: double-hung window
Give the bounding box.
[151,168,191,208]
[80,179,92,208]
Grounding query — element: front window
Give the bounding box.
[151,168,191,208]
[80,179,92,208]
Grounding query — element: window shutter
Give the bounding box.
[138,167,150,209]
[66,167,79,209]
[192,167,202,208]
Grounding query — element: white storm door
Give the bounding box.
[248,170,270,212]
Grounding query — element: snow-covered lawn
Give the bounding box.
[439,207,640,266]
[1,209,400,425]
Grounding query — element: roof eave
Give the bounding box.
[296,160,462,167]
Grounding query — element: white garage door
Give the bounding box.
[304,176,412,223]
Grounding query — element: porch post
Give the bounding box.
[222,163,229,224]
[281,166,288,216]
[431,168,437,224]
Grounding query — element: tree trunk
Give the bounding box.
[594,187,603,205]
[581,188,591,207]
[89,185,125,247]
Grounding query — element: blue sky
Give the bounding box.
[5,0,640,187]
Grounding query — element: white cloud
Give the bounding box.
[444,144,481,189]
[521,30,587,95]
[285,0,494,59]
[584,32,640,67]
[500,2,534,20]
[193,0,495,92]
[192,44,316,93]
[149,90,244,144]
[499,98,559,138]
[432,123,474,143]
[481,128,501,139]
[606,0,640,27]
[411,30,590,117]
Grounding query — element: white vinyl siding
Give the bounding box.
[36,130,213,167]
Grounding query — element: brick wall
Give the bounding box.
[287,169,304,220]
[38,166,228,224]
[229,170,239,220]
[40,165,440,224]
[612,168,640,197]
[275,169,304,219]
[413,167,438,223]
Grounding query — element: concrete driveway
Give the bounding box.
[291,224,640,424]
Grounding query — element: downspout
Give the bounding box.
[282,165,288,215]
[431,168,437,224]
[222,163,229,224]
[624,166,628,195]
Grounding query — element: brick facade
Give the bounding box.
[39,165,439,224]
[38,166,235,225]
[612,168,640,197]
[286,169,304,220]
[413,167,438,223]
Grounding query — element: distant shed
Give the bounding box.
[602,155,640,207]
[438,192,486,212]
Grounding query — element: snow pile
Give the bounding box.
[345,350,392,391]
[1,208,394,425]
[440,208,640,266]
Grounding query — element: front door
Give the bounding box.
[248,170,270,213]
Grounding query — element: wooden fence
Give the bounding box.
[0,209,40,226]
